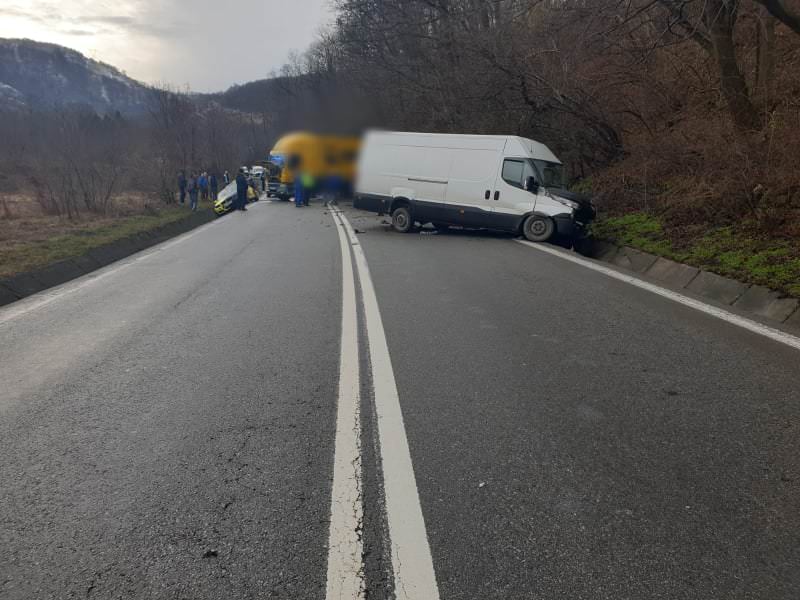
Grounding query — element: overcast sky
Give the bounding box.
[0,0,334,91]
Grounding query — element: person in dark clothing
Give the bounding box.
[235,169,248,211]
[209,173,219,200]
[223,170,230,185]
[187,171,199,211]
[178,171,187,205]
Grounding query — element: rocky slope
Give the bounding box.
[0,38,150,114]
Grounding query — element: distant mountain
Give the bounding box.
[202,77,289,114]
[0,38,151,114]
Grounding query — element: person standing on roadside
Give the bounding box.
[298,170,314,207]
[187,171,199,211]
[198,171,209,202]
[178,171,187,205]
[209,172,219,201]
[235,168,248,212]
[223,170,230,185]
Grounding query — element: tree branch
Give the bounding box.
[753,0,800,35]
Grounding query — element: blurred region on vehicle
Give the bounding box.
[268,132,360,201]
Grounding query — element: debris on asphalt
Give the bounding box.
[420,230,438,235]
[203,549,219,558]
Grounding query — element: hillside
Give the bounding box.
[0,38,150,114]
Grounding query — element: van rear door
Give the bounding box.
[388,144,449,223]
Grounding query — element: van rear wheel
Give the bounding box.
[391,206,413,233]
[522,215,555,242]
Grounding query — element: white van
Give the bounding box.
[354,131,595,242]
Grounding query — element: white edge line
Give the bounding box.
[325,209,365,599]
[515,239,800,352]
[0,217,224,325]
[333,206,441,600]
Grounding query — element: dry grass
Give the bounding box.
[0,192,165,241]
[0,192,200,278]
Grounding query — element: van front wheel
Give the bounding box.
[522,215,555,242]
[391,206,413,233]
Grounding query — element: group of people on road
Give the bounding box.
[178,165,325,214]
[178,170,220,211]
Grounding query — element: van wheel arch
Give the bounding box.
[390,197,412,214]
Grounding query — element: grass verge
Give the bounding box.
[591,213,800,298]
[0,205,202,278]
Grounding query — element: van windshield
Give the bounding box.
[533,160,564,188]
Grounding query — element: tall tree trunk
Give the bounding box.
[756,8,776,101]
[706,1,762,130]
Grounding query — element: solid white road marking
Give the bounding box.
[0,200,278,325]
[516,239,800,352]
[326,210,366,599]
[0,218,224,325]
[333,207,441,600]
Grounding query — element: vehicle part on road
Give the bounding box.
[392,206,413,233]
[522,214,555,242]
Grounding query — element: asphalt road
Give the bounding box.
[1,198,798,599]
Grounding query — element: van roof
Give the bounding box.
[364,131,561,164]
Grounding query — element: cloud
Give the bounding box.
[0,0,334,91]
[59,28,97,37]
[0,3,179,37]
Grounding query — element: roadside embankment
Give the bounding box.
[582,213,800,332]
[0,207,215,307]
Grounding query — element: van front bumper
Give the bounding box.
[553,214,575,238]
[553,214,589,240]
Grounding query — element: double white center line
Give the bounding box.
[326,207,440,599]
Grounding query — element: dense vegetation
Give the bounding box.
[225,0,800,243]
[0,88,267,218]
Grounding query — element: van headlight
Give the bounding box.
[554,196,580,211]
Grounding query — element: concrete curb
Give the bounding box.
[0,209,215,307]
[579,240,800,333]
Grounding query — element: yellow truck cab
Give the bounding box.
[269,133,360,201]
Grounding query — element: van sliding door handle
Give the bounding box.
[494,191,500,201]
[484,190,490,200]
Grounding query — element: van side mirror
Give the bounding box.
[524,176,539,193]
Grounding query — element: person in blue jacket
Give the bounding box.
[198,172,209,201]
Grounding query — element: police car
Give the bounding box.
[213,181,260,216]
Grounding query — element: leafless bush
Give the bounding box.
[0,85,259,218]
